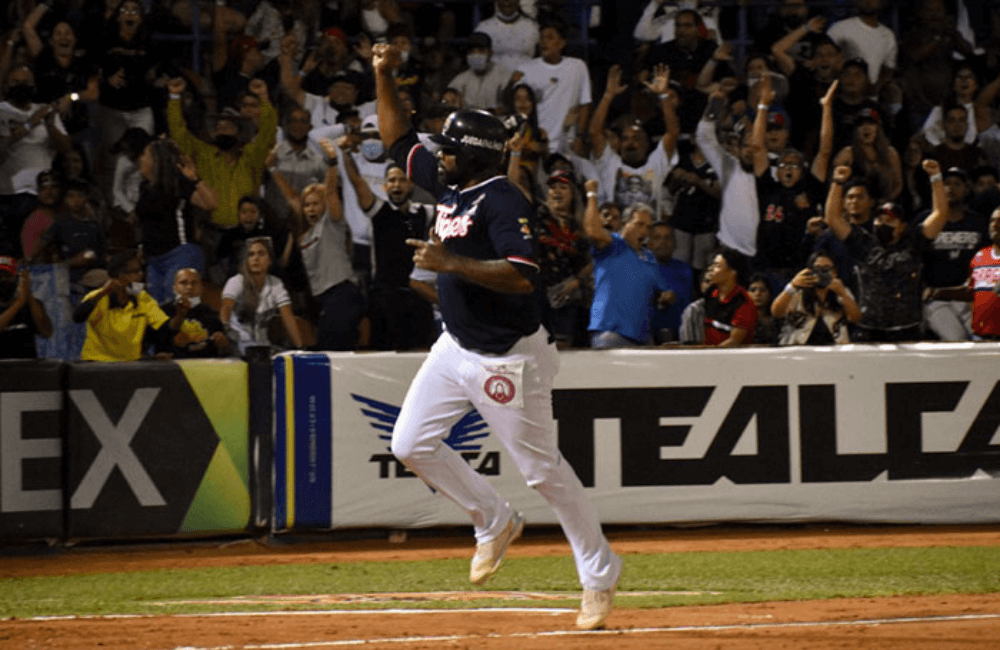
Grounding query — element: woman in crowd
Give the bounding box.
[271,138,363,351]
[832,107,903,202]
[97,0,163,186]
[771,249,861,345]
[22,4,98,141]
[921,63,983,147]
[510,152,590,348]
[21,170,63,262]
[220,236,303,355]
[53,143,106,227]
[507,83,549,201]
[216,194,292,281]
[747,273,780,345]
[135,138,217,304]
[109,127,152,223]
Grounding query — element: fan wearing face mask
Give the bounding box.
[73,251,190,361]
[166,76,277,231]
[447,33,511,112]
[262,105,329,225]
[326,113,396,294]
[0,65,72,256]
[824,161,949,342]
[151,268,230,358]
[474,0,540,73]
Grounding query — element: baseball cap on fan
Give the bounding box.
[943,166,969,183]
[36,170,61,188]
[767,107,790,130]
[0,256,16,276]
[323,27,347,45]
[360,114,379,135]
[856,107,880,124]
[230,34,269,57]
[547,170,573,186]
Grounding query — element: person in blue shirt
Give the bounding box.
[583,185,673,348]
[648,221,695,344]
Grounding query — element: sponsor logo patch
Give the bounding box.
[484,375,516,404]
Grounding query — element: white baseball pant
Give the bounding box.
[391,326,621,591]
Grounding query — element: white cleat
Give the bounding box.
[469,511,525,585]
[576,555,622,630]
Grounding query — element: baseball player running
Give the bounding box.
[372,43,622,630]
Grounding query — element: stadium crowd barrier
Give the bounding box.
[3,343,1000,543]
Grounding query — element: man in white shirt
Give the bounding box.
[280,38,374,130]
[633,0,722,44]
[475,0,539,73]
[695,91,769,257]
[826,0,896,88]
[512,21,591,154]
[264,105,328,224]
[312,114,389,291]
[588,64,679,216]
[448,32,511,112]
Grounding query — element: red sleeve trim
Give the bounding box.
[507,255,539,270]
[406,144,423,179]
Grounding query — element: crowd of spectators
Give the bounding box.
[3,0,1000,361]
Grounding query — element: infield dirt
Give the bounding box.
[3,524,999,649]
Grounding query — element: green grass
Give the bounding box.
[3,546,999,619]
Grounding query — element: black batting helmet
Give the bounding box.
[431,109,508,176]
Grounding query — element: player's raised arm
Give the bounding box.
[373,43,410,151]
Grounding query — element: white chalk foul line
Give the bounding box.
[170,612,1000,650]
[30,607,575,622]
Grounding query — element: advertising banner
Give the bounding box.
[0,360,66,540]
[275,343,1000,530]
[65,360,250,539]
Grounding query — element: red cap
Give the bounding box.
[323,27,347,44]
[231,35,259,56]
[0,256,16,276]
[547,170,573,186]
[857,107,880,124]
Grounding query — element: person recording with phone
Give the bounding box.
[771,249,861,345]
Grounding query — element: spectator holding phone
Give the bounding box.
[771,249,861,345]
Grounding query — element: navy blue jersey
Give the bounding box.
[390,130,540,353]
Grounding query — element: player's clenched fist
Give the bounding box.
[372,43,402,74]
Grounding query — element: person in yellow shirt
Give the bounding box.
[73,252,190,361]
[166,76,277,230]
